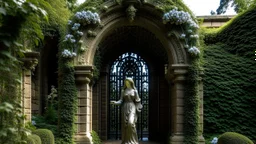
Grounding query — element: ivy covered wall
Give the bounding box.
[202,5,256,141]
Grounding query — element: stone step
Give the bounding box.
[102,140,160,144]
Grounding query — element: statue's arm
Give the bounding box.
[110,89,123,105]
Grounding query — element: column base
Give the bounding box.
[169,134,205,144]
[198,135,205,144]
[170,134,184,144]
[74,132,93,144]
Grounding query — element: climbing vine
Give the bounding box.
[57,4,101,142]
[162,5,201,143]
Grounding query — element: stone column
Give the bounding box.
[74,65,94,144]
[198,71,205,144]
[166,64,188,144]
[167,64,205,144]
[21,52,39,123]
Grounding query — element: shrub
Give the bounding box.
[25,134,42,144]
[25,135,34,144]
[33,129,55,144]
[91,130,101,144]
[217,132,253,144]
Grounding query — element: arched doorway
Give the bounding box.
[73,1,204,143]
[108,52,149,140]
[91,25,170,143]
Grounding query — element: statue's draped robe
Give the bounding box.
[119,88,142,144]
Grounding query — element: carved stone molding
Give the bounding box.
[166,64,189,83]
[126,4,137,22]
[74,65,94,84]
[20,52,40,71]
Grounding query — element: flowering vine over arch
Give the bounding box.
[162,8,200,56]
[61,10,101,58]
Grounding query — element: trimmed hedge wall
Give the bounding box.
[33,129,55,144]
[217,132,254,144]
[203,5,256,141]
[26,134,42,144]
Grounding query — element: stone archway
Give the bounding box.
[73,1,204,144]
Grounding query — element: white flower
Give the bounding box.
[32,120,36,125]
[180,33,186,39]
[71,23,81,31]
[61,49,77,58]
[188,46,200,55]
[68,20,73,25]
[162,9,191,25]
[184,44,189,48]
[75,10,101,25]
[77,31,83,36]
[187,29,193,34]
[190,34,199,39]
[211,137,218,144]
[64,34,74,41]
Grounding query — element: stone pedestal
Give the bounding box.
[74,65,94,144]
[21,52,39,123]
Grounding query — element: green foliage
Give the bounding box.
[202,6,256,141]
[217,132,253,144]
[32,115,57,136]
[0,0,48,48]
[32,86,58,136]
[203,43,256,141]
[155,0,193,14]
[26,134,42,144]
[216,0,256,14]
[57,57,77,143]
[91,130,102,144]
[183,58,200,144]
[32,129,54,144]
[42,0,71,36]
[74,0,104,12]
[215,6,256,59]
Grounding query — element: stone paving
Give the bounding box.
[102,140,160,144]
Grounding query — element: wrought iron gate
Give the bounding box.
[108,52,149,140]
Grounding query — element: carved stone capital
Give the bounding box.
[20,52,40,71]
[122,0,142,6]
[166,64,189,83]
[74,65,94,84]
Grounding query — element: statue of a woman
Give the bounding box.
[111,77,143,144]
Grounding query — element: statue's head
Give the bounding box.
[124,77,136,89]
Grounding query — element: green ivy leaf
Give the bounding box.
[0,8,6,15]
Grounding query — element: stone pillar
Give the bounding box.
[166,64,188,144]
[198,71,205,144]
[74,65,94,144]
[167,64,205,144]
[21,52,39,123]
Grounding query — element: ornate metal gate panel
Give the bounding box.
[109,52,149,140]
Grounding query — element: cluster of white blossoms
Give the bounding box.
[163,9,199,29]
[190,34,199,39]
[188,46,200,55]
[62,49,77,58]
[62,10,101,58]
[180,33,186,39]
[75,10,101,25]
[163,9,191,25]
[64,34,76,43]
[163,8,200,56]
